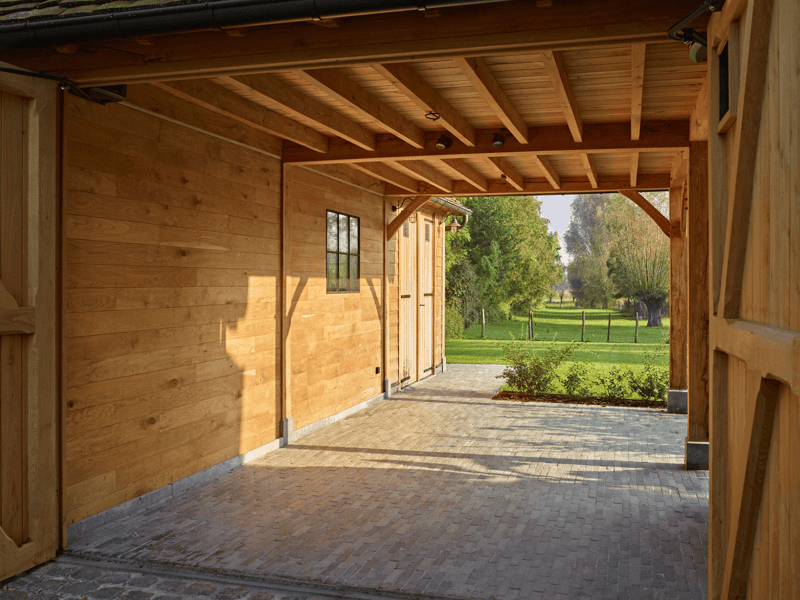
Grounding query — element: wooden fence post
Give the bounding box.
[481,308,485,339]
[635,312,639,343]
[581,311,586,342]
[607,314,611,342]
[528,309,533,341]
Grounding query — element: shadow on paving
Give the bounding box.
[60,364,708,600]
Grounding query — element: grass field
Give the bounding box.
[446,303,670,396]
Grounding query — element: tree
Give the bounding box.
[565,194,613,308]
[606,192,670,326]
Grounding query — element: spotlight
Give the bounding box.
[492,133,505,147]
[435,134,453,149]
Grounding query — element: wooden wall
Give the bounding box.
[62,96,283,526]
[708,0,800,597]
[283,165,385,430]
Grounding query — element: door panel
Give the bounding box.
[0,72,59,581]
[399,219,417,386]
[419,217,434,378]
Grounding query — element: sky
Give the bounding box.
[538,194,575,263]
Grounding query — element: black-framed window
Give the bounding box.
[326,210,360,293]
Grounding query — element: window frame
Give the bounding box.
[326,209,360,294]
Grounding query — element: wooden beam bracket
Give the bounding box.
[0,307,36,335]
[618,190,670,236]
[386,196,432,240]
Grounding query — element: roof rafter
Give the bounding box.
[540,50,583,142]
[581,153,599,188]
[220,73,376,150]
[440,158,489,192]
[630,151,640,187]
[631,43,647,141]
[455,57,528,144]
[486,157,524,191]
[296,68,426,148]
[373,62,476,146]
[152,79,329,152]
[391,160,453,193]
[283,121,690,164]
[350,162,420,193]
[532,155,561,190]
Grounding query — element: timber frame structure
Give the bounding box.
[0,0,798,598]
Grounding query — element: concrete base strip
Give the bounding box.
[57,552,470,600]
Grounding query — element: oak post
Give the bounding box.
[669,185,689,390]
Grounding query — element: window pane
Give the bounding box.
[338,254,348,291]
[327,211,338,251]
[403,221,409,237]
[326,253,337,292]
[339,214,349,253]
[350,216,359,253]
[425,223,430,241]
[349,255,359,291]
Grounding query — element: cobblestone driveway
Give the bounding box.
[4,364,708,600]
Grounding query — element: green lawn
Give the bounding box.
[446,303,669,396]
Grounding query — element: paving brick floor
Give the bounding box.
[24,364,708,600]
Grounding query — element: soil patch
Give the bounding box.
[493,390,667,410]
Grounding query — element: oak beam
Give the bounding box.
[630,151,639,187]
[297,68,426,148]
[386,173,671,197]
[618,190,670,237]
[153,79,329,152]
[631,43,647,140]
[440,159,488,192]
[387,196,432,241]
[392,160,452,193]
[690,74,709,141]
[223,73,376,150]
[669,185,688,391]
[373,63,476,146]
[581,153,598,188]
[283,120,690,164]
[541,50,583,142]
[350,162,420,193]
[721,377,781,600]
[487,157,524,191]
[532,155,561,190]
[456,57,529,144]
[718,0,776,318]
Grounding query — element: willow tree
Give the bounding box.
[606,192,670,326]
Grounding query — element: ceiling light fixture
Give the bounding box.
[436,134,453,149]
[492,133,505,148]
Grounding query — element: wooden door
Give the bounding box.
[418,217,434,378]
[706,0,800,597]
[399,219,417,386]
[0,70,59,580]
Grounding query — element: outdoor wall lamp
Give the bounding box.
[436,134,453,149]
[492,133,505,147]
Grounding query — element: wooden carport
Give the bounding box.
[1,0,798,597]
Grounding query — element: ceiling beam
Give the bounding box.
[372,63,476,146]
[152,79,329,153]
[455,57,529,144]
[283,120,690,164]
[631,43,647,141]
[296,68,426,148]
[630,151,639,187]
[350,162,420,193]
[6,0,702,85]
[391,160,453,193]
[440,158,489,192]
[532,155,561,190]
[486,157,524,191]
[540,50,583,143]
[386,173,671,197]
[581,153,599,188]
[220,73,376,150]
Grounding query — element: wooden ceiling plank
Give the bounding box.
[619,189,670,236]
[373,63,476,146]
[391,160,453,193]
[386,173,671,196]
[222,73,376,150]
[630,151,639,187]
[152,79,329,152]
[283,120,690,164]
[440,158,489,192]
[297,68,426,148]
[631,43,647,140]
[487,157,524,191]
[350,162,420,193]
[532,154,561,190]
[456,57,529,144]
[581,153,599,188]
[540,50,583,143]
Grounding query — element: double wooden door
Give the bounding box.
[0,70,59,580]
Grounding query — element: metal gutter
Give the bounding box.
[430,196,471,216]
[0,0,510,50]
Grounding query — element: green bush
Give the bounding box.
[499,337,576,396]
[561,363,591,397]
[445,305,465,340]
[595,366,631,401]
[629,338,669,401]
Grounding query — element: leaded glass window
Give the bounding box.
[326,210,359,293]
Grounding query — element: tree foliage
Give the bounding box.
[445,196,562,327]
